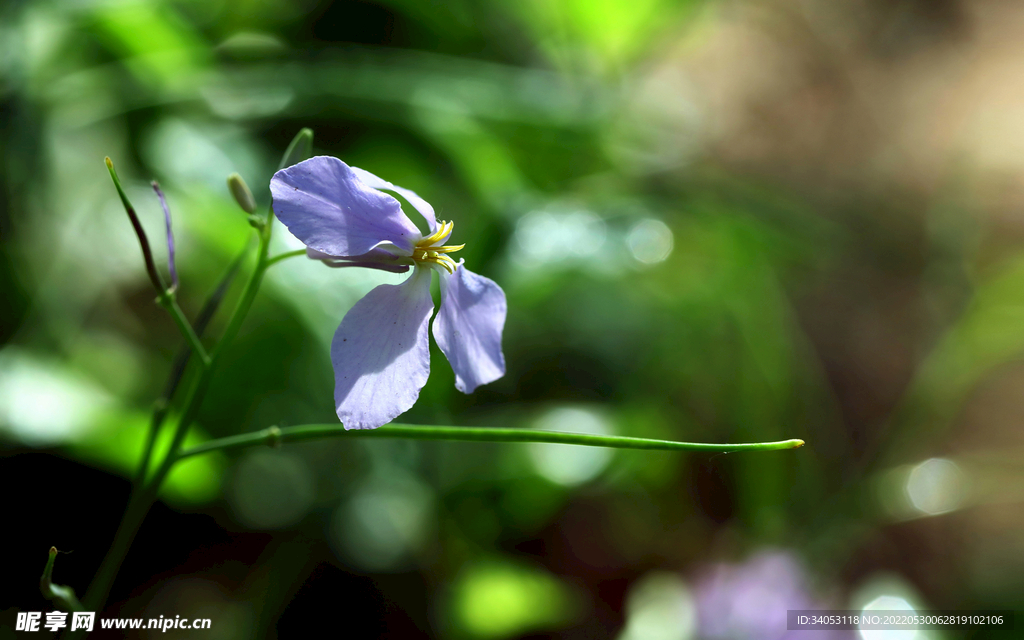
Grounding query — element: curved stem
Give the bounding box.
[135,243,250,486]
[178,423,806,459]
[106,158,207,366]
[266,249,307,267]
[105,158,165,294]
[157,293,209,366]
[82,224,273,614]
[82,131,311,625]
[40,546,83,613]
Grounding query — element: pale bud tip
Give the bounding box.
[227,172,257,214]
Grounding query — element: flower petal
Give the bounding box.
[432,261,507,393]
[350,166,438,232]
[306,247,411,273]
[271,156,421,256]
[333,267,434,429]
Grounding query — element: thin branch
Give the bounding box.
[178,423,806,459]
[40,547,83,612]
[81,127,316,623]
[266,249,308,267]
[157,293,210,366]
[105,157,164,294]
[135,242,250,486]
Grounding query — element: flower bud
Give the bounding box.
[227,172,257,213]
[151,181,178,292]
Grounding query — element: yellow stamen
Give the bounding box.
[419,220,453,247]
[431,244,464,254]
[412,220,464,273]
[412,253,457,273]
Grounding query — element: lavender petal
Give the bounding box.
[306,247,410,273]
[350,165,438,232]
[332,267,434,430]
[271,156,421,257]
[432,261,507,393]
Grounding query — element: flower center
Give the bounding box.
[412,220,464,273]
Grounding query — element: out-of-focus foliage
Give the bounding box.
[3,0,1024,637]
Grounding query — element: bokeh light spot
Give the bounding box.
[331,471,434,572]
[514,208,606,265]
[528,406,613,486]
[452,560,577,639]
[859,595,918,640]
[0,348,111,446]
[617,572,695,640]
[228,449,314,530]
[627,218,673,264]
[905,458,966,516]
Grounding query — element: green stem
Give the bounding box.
[133,404,168,488]
[40,546,83,612]
[134,244,249,486]
[266,249,307,267]
[157,292,210,366]
[105,157,165,294]
[106,158,208,366]
[81,130,312,627]
[178,423,806,459]
[81,223,273,614]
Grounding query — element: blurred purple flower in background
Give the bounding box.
[694,550,852,640]
[270,156,507,430]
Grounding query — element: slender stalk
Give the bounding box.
[178,423,806,459]
[40,546,83,613]
[106,158,207,363]
[278,128,313,171]
[105,158,164,294]
[156,293,209,366]
[81,131,312,627]
[266,249,307,267]
[134,405,168,490]
[81,224,273,614]
[134,245,250,486]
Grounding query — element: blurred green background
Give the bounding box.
[2,0,1023,638]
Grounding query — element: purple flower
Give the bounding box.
[270,156,507,430]
[694,550,852,640]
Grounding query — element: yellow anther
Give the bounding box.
[418,220,453,248]
[412,221,463,273]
